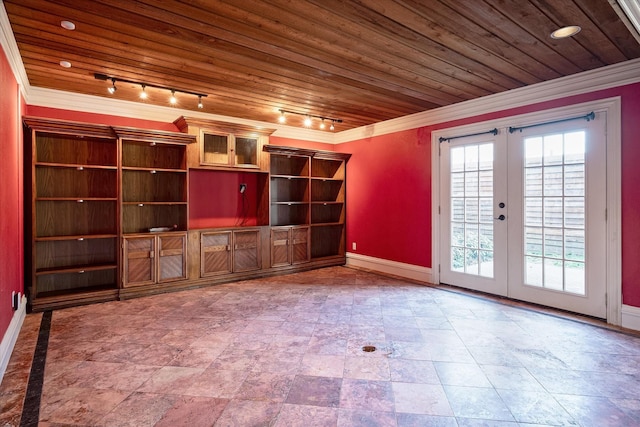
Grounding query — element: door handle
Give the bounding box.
[495,214,506,221]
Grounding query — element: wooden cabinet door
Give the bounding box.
[201,231,232,276]
[271,228,291,267]
[158,234,187,282]
[233,230,260,272]
[291,226,310,264]
[123,236,155,287]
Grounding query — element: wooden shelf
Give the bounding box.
[36,263,117,275]
[35,234,117,242]
[36,163,117,170]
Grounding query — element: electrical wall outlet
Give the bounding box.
[239,183,247,193]
[352,242,357,251]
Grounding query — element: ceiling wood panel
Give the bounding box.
[4,0,639,130]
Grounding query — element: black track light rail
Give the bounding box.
[94,73,208,98]
[279,109,342,124]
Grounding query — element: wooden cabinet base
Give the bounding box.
[29,288,119,312]
[118,256,345,301]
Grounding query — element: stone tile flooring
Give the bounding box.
[2,266,640,426]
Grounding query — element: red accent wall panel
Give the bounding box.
[25,106,180,131]
[338,128,432,266]
[0,47,23,337]
[189,170,262,228]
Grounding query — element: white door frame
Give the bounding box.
[431,98,622,325]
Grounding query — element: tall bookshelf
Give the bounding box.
[113,127,195,292]
[24,118,120,310]
[264,145,350,266]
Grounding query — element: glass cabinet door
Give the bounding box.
[202,132,230,165]
[235,136,258,167]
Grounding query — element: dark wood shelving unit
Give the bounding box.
[24,117,120,310]
[115,127,195,291]
[24,117,350,311]
[264,145,351,266]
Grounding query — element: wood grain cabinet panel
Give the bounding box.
[200,231,232,276]
[271,226,310,267]
[200,229,260,276]
[233,229,261,272]
[124,233,187,286]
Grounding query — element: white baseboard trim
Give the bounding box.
[346,252,432,284]
[621,304,640,332]
[0,295,27,385]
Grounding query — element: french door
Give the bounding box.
[440,112,607,318]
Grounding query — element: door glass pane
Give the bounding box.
[450,143,494,278]
[523,131,586,294]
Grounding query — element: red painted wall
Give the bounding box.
[26,106,179,132]
[270,136,335,152]
[342,82,640,307]
[189,170,264,228]
[0,46,23,338]
[338,128,432,266]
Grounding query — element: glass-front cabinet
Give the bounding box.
[174,116,274,171]
[201,131,260,168]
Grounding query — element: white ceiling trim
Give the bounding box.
[613,0,640,43]
[27,87,336,143]
[334,58,640,143]
[0,2,29,100]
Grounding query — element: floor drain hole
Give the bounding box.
[362,345,377,352]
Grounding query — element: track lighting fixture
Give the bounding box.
[277,109,342,131]
[107,78,117,94]
[94,73,207,109]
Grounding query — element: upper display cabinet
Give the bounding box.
[174,116,275,171]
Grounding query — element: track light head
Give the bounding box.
[198,95,203,109]
[107,78,117,94]
[139,84,147,99]
[169,90,177,105]
[276,109,342,131]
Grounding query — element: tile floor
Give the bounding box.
[2,266,640,426]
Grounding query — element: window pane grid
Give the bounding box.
[450,143,494,278]
[524,132,585,295]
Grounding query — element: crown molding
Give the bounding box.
[612,0,640,44]
[334,58,640,143]
[0,2,30,99]
[27,87,335,143]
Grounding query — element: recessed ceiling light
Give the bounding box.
[60,20,76,30]
[59,60,72,68]
[551,25,581,39]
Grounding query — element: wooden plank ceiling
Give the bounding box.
[4,0,640,131]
